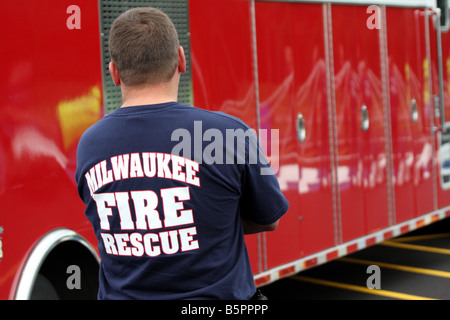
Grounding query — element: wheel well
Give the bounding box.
[30,240,99,300]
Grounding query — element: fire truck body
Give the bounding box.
[191,0,450,285]
[1,0,450,299]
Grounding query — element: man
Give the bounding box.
[75,7,288,300]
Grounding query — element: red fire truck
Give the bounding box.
[2,0,450,299]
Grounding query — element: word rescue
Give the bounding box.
[85,152,201,258]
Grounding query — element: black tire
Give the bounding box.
[30,274,59,300]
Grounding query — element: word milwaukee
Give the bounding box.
[84,152,200,195]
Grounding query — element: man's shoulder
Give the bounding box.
[78,115,108,142]
[186,105,251,130]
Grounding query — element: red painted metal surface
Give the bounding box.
[440,23,450,125]
[386,7,435,223]
[254,2,335,269]
[332,5,389,242]
[189,0,257,129]
[0,1,102,299]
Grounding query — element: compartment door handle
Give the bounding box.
[296,113,306,143]
[411,98,418,123]
[361,105,369,131]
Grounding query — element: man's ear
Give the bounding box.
[109,61,121,86]
[178,46,186,73]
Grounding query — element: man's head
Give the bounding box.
[108,7,181,87]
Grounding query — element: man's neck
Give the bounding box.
[120,81,178,108]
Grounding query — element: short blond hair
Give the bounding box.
[109,7,179,86]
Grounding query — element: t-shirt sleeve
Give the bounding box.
[239,129,289,225]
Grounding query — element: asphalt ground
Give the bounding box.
[260,217,450,300]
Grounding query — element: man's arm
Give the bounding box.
[241,217,280,235]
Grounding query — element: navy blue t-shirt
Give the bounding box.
[75,102,288,300]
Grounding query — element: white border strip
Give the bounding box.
[255,206,450,287]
